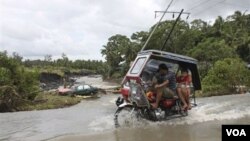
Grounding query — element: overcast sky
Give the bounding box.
[0,0,249,61]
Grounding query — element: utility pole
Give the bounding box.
[154,9,191,51]
[155,11,190,19]
[140,5,191,52]
[160,9,184,51]
[140,0,174,51]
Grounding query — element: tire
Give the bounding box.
[145,109,158,121]
[114,106,138,128]
[180,109,188,116]
[176,100,188,116]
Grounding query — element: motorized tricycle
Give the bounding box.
[114,50,202,127]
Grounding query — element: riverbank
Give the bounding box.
[17,75,119,112]
[26,77,119,111]
[17,92,84,111]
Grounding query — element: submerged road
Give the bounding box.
[0,76,250,141]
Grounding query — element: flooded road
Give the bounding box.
[53,117,250,141]
[0,76,250,141]
[0,94,118,141]
[52,93,250,141]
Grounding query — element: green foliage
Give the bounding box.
[24,54,106,75]
[189,38,237,78]
[111,72,123,79]
[202,58,250,96]
[0,52,40,101]
[17,68,40,100]
[101,34,141,78]
[189,38,236,63]
[0,67,11,85]
[99,11,250,97]
[236,38,250,63]
[146,20,190,54]
[101,11,250,83]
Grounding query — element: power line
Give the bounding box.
[154,11,190,19]
[219,2,250,9]
[191,0,226,17]
[154,0,180,19]
[161,9,184,51]
[140,0,174,51]
[186,0,215,12]
[171,0,180,7]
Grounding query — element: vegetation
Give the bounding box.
[0,52,40,112]
[17,92,83,111]
[0,50,108,112]
[202,58,250,96]
[101,11,250,96]
[24,53,106,75]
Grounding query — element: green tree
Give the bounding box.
[144,20,189,53]
[100,11,250,81]
[236,42,250,63]
[12,52,23,64]
[0,52,39,96]
[101,34,131,78]
[202,58,250,96]
[189,38,236,78]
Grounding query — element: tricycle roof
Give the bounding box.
[138,50,198,65]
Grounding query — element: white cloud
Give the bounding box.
[0,0,249,61]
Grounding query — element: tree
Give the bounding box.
[0,51,39,103]
[131,31,149,45]
[188,38,236,78]
[43,54,53,67]
[211,16,224,37]
[236,40,250,63]
[61,53,69,67]
[202,58,250,96]
[101,34,131,78]
[44,54,52,62]
[100,11,250,82]
[12,52,23,63]
[190,19,208,31]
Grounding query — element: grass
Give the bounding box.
[18,92,83,111]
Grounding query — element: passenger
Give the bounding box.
[151,64,176,109]
[176,68,192,110]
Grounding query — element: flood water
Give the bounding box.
[0,76,250,141]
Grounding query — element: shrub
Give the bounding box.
[202,58,250,96]
[0,52,40,100]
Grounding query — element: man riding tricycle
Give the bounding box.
[114,49,201,127]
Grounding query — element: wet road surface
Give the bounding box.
[1,76,250,141]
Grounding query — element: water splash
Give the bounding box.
[89,93,250,131]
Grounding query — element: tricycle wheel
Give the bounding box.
[114,106,138,128]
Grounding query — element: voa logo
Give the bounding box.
[226,129,246,136]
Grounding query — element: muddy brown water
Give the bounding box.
[0,76,250,141]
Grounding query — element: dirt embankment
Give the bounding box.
[39,70,96,90]
[39,72,63,90]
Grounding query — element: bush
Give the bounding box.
[112,72,122,79]
[202,58,250,96]
[17,68,40,100]
[201,85,231,97]
[0,52,40,101]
